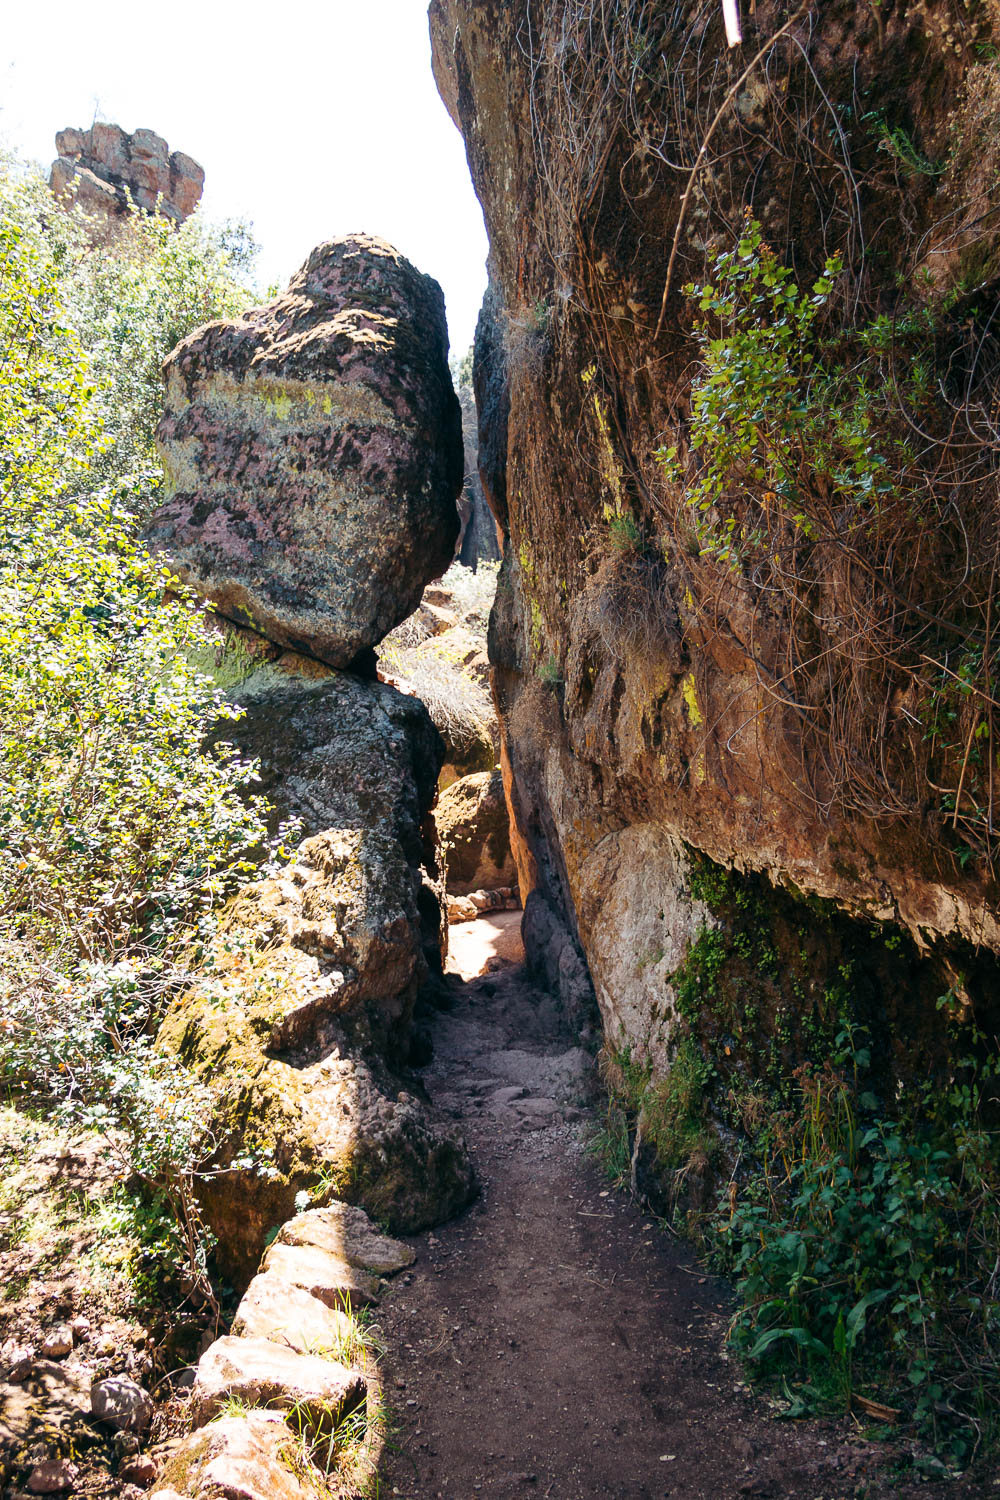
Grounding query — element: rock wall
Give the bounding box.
[49,124,204,222]
[149,234,472,1275]
[431,0,1000,1112]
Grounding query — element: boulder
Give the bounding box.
[145,235,463,667]
[276,1203,415,1275]
[447,887,520,923]
[49,160,119,215]
[0,1359,92,1455]
[157,660,476,1281]
[437,770,517,895]
[157,836,476,1280]
[189,1338,364,1429]
[39,1326,72,1360]
[119,1455,159,1487]
[152,1412,321,1500]
[90,1376,153,1434]
[231,1274,356,1354]
[258,1242,379,1309]
[26,1459,78,1494]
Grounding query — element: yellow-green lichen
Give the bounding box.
[682,673,703,727]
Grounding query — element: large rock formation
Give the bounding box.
[430,0,1000,1144]
[158,646,475,1280]
[49,124,204,222]
[146,235,463,667]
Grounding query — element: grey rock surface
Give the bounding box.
[90,1376,153,1434]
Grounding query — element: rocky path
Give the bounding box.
[378,920,991,1500]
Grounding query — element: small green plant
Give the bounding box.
[526,297,550,335]
[537,654,562,689]
[311,1290,386,1369]
[866,112,945,176]
[282,1382,393,1495]
[670,925,726,1019]
[597,1038,715,1201]
[587,1096,632,1188]
[710,1022,1000,1465]
[604,506,644,555]
[657,218,859,569]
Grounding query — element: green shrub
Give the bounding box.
[596,1037,714,1190]
[0,151,257,515]
[0,174,269,1304]
[710,1022,1000,1465]
[657,218,1000,865]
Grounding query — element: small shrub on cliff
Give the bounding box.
[439,558,500,634]
[658,218,1000,866]
[380,634,495,764]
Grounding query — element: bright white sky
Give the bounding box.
[0,0,489,356]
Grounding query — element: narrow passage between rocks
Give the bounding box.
[376,920,957,1500]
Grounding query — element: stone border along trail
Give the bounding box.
[377,920,993,1500]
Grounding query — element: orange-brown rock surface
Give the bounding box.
[49,124,204,222]
[430,0,1000,1098]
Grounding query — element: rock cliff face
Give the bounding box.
[147,235,463,668]
[49,124,204,222]
[149,234,472,1272]
[431,0,1000,1135]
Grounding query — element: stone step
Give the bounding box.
[276,1203,415,1275]
[190,1336,365,1431]
[259,1241,379,1309]
[231,1272,356,1356]
[152,1411,320,1500]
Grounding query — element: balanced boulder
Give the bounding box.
[146,235,463,666]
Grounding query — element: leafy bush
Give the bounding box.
[597,1038,715,1185]
[657,218,1000,864]
[0,151,257,515]
[0,168,269,1302]
[380,634,495,761]
[595,999,999,1465]
[710,1022,1000,1465]
[436,558,499,634]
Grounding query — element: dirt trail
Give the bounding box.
[378,920,990,1500]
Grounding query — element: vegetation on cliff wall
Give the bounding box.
[0,157,268,1299]
[659,217,1000,870]
[597,852,999,1462]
